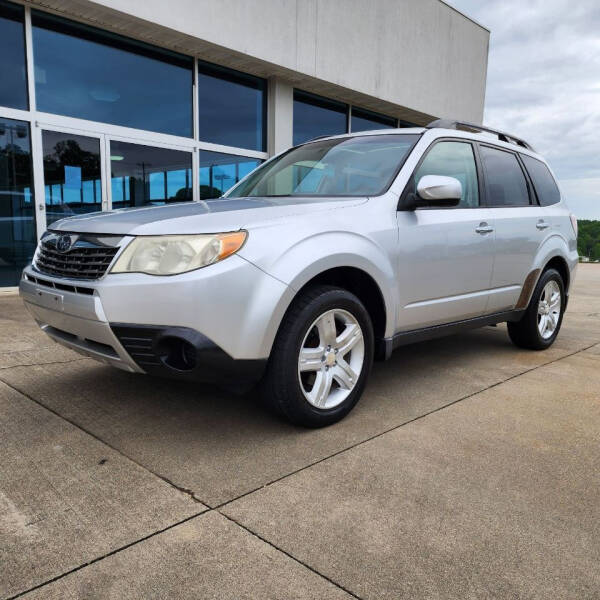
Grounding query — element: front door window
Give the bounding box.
[414,141,480,208]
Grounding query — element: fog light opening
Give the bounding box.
[158,336,197,371]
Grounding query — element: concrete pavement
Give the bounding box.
[1,265,599,599]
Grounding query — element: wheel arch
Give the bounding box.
[517,252,573,312]
[240,226,399,360]
[262,262,393,362]
[294,266,388,355]
[543,255,570,293]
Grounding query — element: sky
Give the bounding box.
[448,0,600,219]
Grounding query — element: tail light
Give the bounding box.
[569,214,578,238]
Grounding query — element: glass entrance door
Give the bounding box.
[41,129,104,227]
[41,131,195,226]
[109,140,192,208]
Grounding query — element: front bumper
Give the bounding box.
[19,255,292,386]
[110,323,266,387]
[19,270,142,373]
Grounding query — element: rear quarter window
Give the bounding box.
[520,154,561,206]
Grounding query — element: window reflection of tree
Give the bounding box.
[200,185,224,200]
[43,140,100,184]
[43,139,101,211]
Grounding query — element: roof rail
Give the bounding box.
[426,119,534,151]
[306,134,336,143]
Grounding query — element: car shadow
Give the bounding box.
[6,324,545,505]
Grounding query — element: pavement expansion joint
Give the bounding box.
[218,511,364,600]
[213,337,600,513]
[4,511,209,600]
[2,335,599,599]
[0,376,214,508]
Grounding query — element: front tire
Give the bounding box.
[261,285,374,427]
[507,268,565,350]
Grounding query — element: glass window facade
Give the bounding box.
[0,1,28,110]
[0,118,35,286]
[32,12,193,137]
[110,141,192,208]
[0,4,427,286]
[351,107,396,132]
[293,91,348,146]
[197,62,266,151]
[42,130,102,226]
[199,151,261,199]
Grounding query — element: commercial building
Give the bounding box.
[0,0,489,288]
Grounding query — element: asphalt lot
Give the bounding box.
[1,264,599,599]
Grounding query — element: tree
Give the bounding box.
[577,220,600,260]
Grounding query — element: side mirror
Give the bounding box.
[415,175,462,208]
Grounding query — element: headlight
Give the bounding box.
[110,231,247,276]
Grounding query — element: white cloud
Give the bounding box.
[448,0,600,219]
[559,178,600,219]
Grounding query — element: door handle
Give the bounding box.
[536,220,550,230]
[475,222,494,234]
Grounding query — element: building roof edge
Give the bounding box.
[438,1,491,33]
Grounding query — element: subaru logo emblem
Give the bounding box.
[56,235,72,253]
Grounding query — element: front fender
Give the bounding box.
[242,230,398,340]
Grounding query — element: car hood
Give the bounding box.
[48,197,366,235]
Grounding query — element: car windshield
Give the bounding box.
[226,134,419,198]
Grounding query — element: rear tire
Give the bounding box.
[261,285,374,427]
[507,268,565,350]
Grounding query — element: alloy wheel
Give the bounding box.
[297,309,365,409]
[537,280,561,339]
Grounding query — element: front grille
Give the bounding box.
[34,239,119,280]
[24,272,94,295]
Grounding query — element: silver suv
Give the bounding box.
[20,121,578,427]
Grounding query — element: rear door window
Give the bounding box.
[520,154,561,206]
[479,145,530,207]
